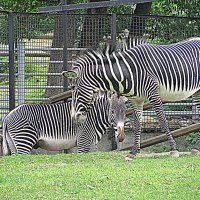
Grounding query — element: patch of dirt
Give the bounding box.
[137,151,191,157]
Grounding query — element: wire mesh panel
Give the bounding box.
[0,12,9,124]
[76,14,111,49]
[13,13,111,102]
[13,12,64,103]
[116,14,200,43]
[116,14,200,134]
[0,11,200,138]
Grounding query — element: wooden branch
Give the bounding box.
[126,102,152,116]
[49,90,72,103]
[119,123,200,151]
[49,90,153,113]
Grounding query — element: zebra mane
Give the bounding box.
[84,35,116,60]
[86,49,105,60]
[117,29,147,50]
[72,30,147,66]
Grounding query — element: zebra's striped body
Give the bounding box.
[63,38,200,157]
[2,93,126,156]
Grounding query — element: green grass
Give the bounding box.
[0,152,200,200]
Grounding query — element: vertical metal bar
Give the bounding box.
[8,12,15,110]
[111,14,117,52]
[192,97,197,120]
[17,41,25,105]
[63,11,68,92]
[111,14,118,150]
[62,11,69,154]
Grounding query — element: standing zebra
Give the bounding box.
[2,93,126,156]
[63,37,200,158]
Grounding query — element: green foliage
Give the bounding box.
[185,132,198,146]
[1,0,200,18]
[0,0,58,12]
[146,144,171,153]
[108,5,134,14]
[0,152,200,199]
[12,13,57,43]
[0,60,8,73]
[152,0,200,17]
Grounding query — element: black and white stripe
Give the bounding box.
[2,93,126,156]
[66,37,200,156]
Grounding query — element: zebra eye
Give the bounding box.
[71,85,75,90]
[111,110,115,115]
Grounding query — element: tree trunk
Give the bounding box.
[45,0,76,98]
[79,0,107,48]
[130,2,152,37]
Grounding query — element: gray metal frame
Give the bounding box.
[62,11,68,92]
[39,0,154,13]
[8,12,15,110]
[0,11,200,129]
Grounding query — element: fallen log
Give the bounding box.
[0,128,2,141]
[49,90,72,103]
[126,103,153,116]
[49,90,153,114]
[119,123,200,151]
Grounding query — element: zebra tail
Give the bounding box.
[2,121,10,156]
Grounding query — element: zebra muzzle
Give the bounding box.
[117,126,125,142]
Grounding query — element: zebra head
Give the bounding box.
[108,92,127,142]
[71,86,94,123]
[62,69,96,123]
[62,48,119,123]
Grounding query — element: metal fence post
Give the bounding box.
[192,97,197,120]
[110,14,117,150]
[111,14,117,52]
[17,41,25,105]
[63,11,69,154]
[8,12,15,111]
[63,11,68,92]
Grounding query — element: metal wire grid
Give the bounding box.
[116,15,200,42]
[13,13,61,104]
[115,15,200,130]
[0,12,9,124]
[0,12,200,130]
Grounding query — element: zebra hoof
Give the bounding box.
[191,149,200,155]
[124,153,136,161]
[170,150,179,157]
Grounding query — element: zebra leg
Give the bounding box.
[126,99,144,159]
[77,131,94,153]
[148,92,179,157]
[13,125,38,155]
[130,108,143,155]
[191,91,200,154]
[15,134,37,155]
[5,130,17,156]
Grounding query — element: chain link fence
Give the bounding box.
[0,11,200,137]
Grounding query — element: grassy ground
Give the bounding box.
[0,152,200,200]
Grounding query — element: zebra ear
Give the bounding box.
[120,95,128,102]
[107,91,113,101]
[62,70,77,79]
[98,90,105,97]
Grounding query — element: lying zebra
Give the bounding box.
[2,93,127,156]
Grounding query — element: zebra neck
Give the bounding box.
[97,52,140,96]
